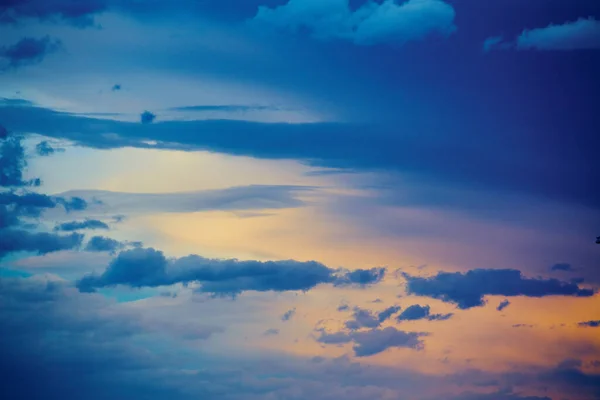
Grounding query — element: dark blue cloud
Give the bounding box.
[0,0,108,26]
[281,308,296,321]
[378,305,401,323]
[0,130,39,187]
[55,196,88,212]
[1,105,597,209]
[497,299,510,312]
[77,247,386,294]
[578,320,600,328]
[84,236,124,253]
[35,140,63,156]
[55,219,110,231]
[397,304,430,321]
[395,304,453,322]
[0,229,83,259]
[551,263,573,272]
[0,191,56,228]
[344,305,401,330]
[316,327,426,357]
[140,110,156,124]
[334,267,386,287]
[403,269,595,309]
[345,307,381,330]
[0,36,61,69]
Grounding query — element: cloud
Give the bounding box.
[317,326,426,357]
[517,18,600,51]
[344,305,401,330]
[403,269,595,309]
[0,36,62,69]
[55,196,88,212]
[0,0,108,27]
[112,84,122,91]
[334,267,386,287]
[3,105,596,209]
[50,185,313,216]
[0,131,40,187]
[264,328,280,335]
[0,191,56,228]
[497,299,510,312]
[35,140,64,156]
[551,263,572,272]
[84,236,125,253]
[77,247,386,294]
[0,229,83,259]
[397,304,430,321]
[141,110,156,124]
[169,104,278,113]
[345,307,381,330]
[395,304,453,322]
[55,219,110,232]
[378,305,401,322]
[281,308,296,321]
[253,0,456,46]
[578,320,600,328]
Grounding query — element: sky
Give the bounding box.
[0,1,599,399]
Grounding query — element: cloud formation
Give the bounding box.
[35,140,64,156]
[551,263,573,272]
[497,299,510,312]
[253,0,456,46]
[317,326,426,356]
[396,304,453,322]
[141,110,156,124]
[517,18,600,51]
[0,131,39,187]
[281,308,296,321]
[84,236,125,253]
[403,269,594,309]
[51,185,312,216]
[77,247,386,294]
[0,229,83,259]
[0,36,62,69]
[578,320,600,328]
[0,0,107,26]
[55,219,109,232]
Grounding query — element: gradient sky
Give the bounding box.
[1,1,599,399]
